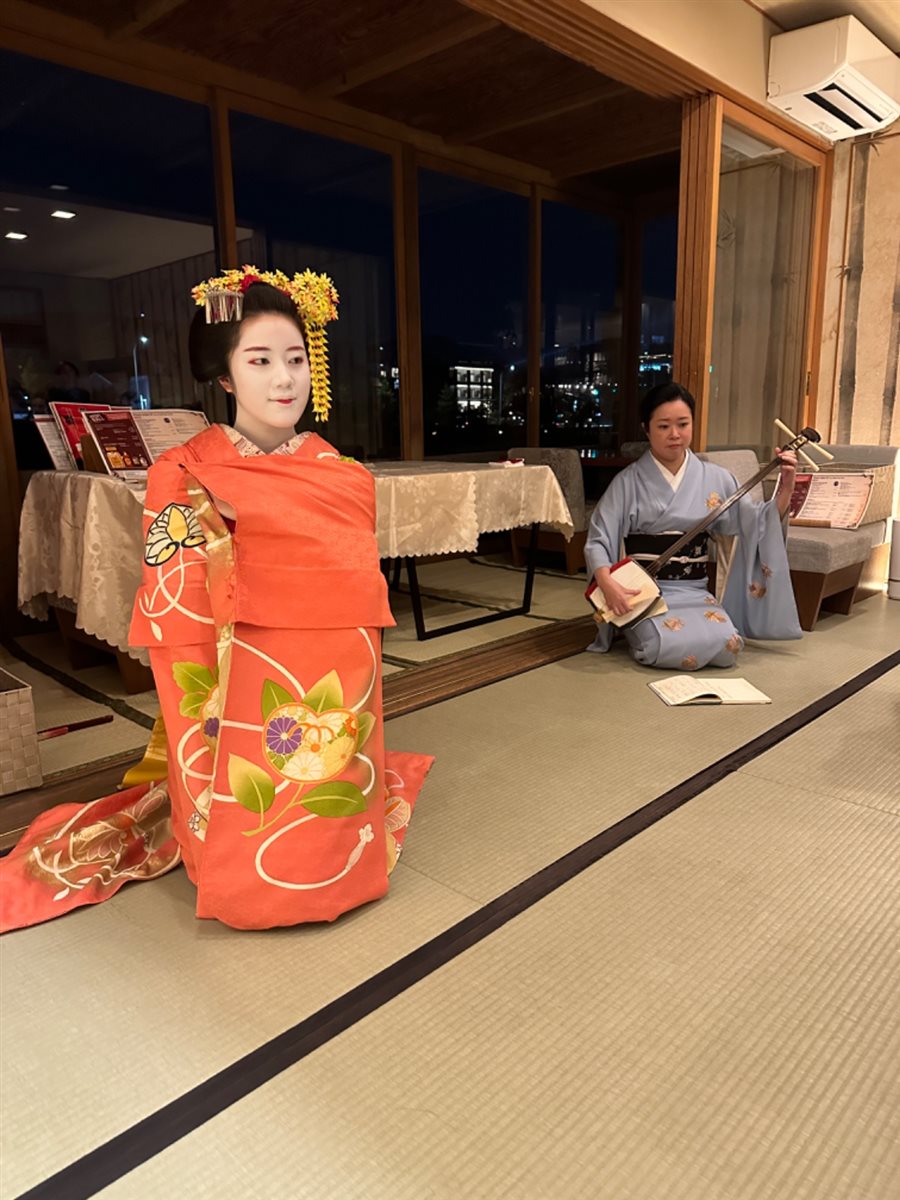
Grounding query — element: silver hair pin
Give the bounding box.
[204,290,244,324]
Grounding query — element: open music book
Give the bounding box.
[649,677,771,706]
[585,558,667,627]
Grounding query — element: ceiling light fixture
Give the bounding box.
[5,231,28,240]
[49,183,69,191]
[3,205,21,213]
[51,209,76,219]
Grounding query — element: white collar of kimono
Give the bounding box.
[220,424,311,457]
[649,448,691,492]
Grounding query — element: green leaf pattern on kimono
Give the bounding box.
[261,679,295,719]
[301,781,367,818]
[228,755,275,814]
[302,670,343,714]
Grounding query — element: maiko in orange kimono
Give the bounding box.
[0,425,432,932]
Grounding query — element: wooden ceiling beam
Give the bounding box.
[106,0,190,40]
[447,83,629,145]
[0,1,557,189]
[458,0,693,99]
[459,0,832,149]
[549,123,682,180]
[308,13,498,98]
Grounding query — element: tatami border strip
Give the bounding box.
[16,650,900,1200]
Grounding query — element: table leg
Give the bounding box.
[403,523,540,641]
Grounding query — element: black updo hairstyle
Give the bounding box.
[639,381,696,430]
[188,281,308,384]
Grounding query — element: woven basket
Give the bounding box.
[0,668,43,796]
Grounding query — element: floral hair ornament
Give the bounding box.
[191,265,339,421]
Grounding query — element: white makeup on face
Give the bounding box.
[645,399,693,472]
[220,313,311,453]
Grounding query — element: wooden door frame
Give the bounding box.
[674,95,831,449]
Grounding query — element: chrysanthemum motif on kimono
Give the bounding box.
[761,562,773,578]
[726,634,743,655]
[749,581,768,598]
[704,594,717,604]
[681,655,699,670]
[663,617,685,631]
[704,609,727,622]
[144,503,206,566]
[262,704,359,783]
[706,492,722,510]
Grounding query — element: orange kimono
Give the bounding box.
[1,426,431,932]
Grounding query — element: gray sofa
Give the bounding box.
[704,444,897,630]
[784,444,897,629]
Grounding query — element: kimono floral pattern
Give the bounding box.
[584,450,801,670]
[0,425,431,934]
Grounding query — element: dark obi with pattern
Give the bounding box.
[624,531,710,582]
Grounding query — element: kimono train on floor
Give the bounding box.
[1,426,432,933]
[585,450,801,669]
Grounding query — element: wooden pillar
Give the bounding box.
[673,94,723,451]
[210,88,238,271]
[527,185,541,447]
[621,209,642,445]
[393,144,424,460]
[0,336,23,634]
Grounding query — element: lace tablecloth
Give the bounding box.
[18,471,150,664]
[367,461,572,558]
[18,464,572,660]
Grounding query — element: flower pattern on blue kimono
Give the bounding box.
[585,451,801,669]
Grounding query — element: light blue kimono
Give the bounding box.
[584,450,802,669]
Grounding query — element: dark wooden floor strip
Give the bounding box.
[0,635,155,730]
[17,650,898,1200]
[382,615,594,718]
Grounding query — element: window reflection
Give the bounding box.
[0,48,217,446]
[419,170,528,457]
[639,212,677,396]
[229,113,398,459]
[540,202,622,450]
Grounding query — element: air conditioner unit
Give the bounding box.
[767,15,900,141]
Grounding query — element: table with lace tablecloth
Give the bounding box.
[18,463,573,655]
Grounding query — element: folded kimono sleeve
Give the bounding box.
[720,494,802,640]
[128,454,217,650]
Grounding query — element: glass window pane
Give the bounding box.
[0,48,216,437]
[229,113,397,459]
[709,121,816,455]
[541,202,622,450]
[419,170,528,457]
[639,212,677,396]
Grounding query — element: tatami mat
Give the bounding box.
[97,709,900,1199]
[741,669,900,814]
[402,556,587,619]
[1,598,897,1198]
[0,865,477,1198]
[0,646,148,781]
[384,590,552,662]
[381,556,582,662]
[14,633,159,719]
[392,597,900,902]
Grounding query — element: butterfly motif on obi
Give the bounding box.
[144,503,206,566]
